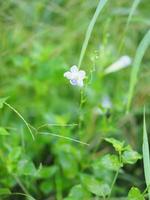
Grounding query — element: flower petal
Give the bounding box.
[105,55,132,74]
[64,71,72,79]
[70,79,78,85]
[70,65,78,73]
[79,70,86,79]
[77,80,84,87]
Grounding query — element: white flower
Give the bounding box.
[105,55,132,74]
[64,65,86,87]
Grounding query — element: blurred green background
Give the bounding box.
[0,0,150,199]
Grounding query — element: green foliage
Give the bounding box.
[0,127,9,135]
[80,174,110,197]
[0,97,8,109]
[127,29,150,111]
[122,148,142,164]
[105,137,141,165]
[143,108,150,200]
[101,154,122,171]
[105,137,125,153]
[128,187,144,200]
[0,188,11,195]
[0,0,149,199]
[78,0,108,68]
[64,185,91,200]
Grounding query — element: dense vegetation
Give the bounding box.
[0,0,150,199]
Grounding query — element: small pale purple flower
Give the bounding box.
[64,65,86,87]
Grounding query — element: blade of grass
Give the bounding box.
[9,193,36,200]
[4,102,35,140]
[119,0,141,52]
[37,123,78,130]
[126,0,140,27]
[39,132,89,146]
[78,0,108,68]
[126,29,150,112]
[143,107,150,200]
[12,174,35,200]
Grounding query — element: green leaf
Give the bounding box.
[122,149,142,164]
[7,147,22,173]
[40,180,54,194]
[101,154,122,171]
[143,108,150,200]
[38,166,57,178]
[92,160,114,184]
[0,188,11,195]
[0,127,9,135]
[8,147,22,161]
[0,97,8,109]
[105,138,124,152]
[128,187,144,200]
[59,153,78,179]
[80,174,110,197]
[64,185,91,200]
[18,160,37,176]
[127,29,150,111]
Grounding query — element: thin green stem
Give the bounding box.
[4,102,35,140]
[13,174,31,197]
[39,132,89,146]
[78,87,86,133]
[8,192,36,200]
[107,169,120,199]
[37,123,78,130]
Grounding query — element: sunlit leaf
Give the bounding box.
[128,187,144,200]
[105,138,124,152]
[101,154,122,171]
[0,127,9,135]
[122,149,142,164]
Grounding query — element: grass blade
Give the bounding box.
[78,0,108,68]
[39,132,89,146]
[4,102,35,140]
[127,29,150,112]
[143,108,150,199]
[119,0,141,52]
[126,0,141,27]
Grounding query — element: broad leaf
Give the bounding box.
[64,185,91,200]
[128,187,144,200]
[101,154,122,171]
[122,149,142,164]
[80,174,110,197]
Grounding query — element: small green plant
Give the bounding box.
[0,0,149,199]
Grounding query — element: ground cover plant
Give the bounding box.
[0,0,150,199]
